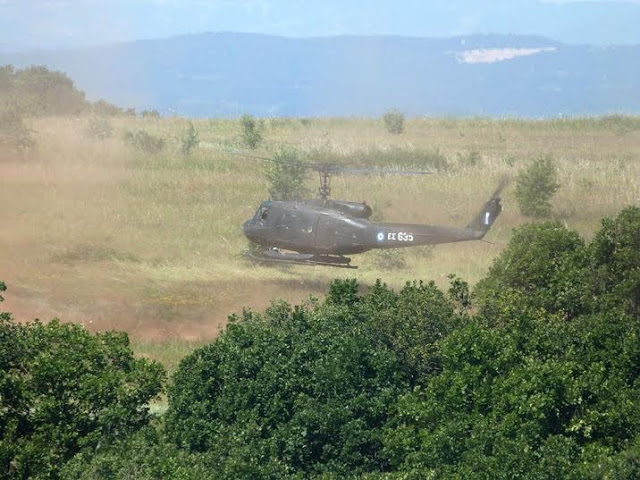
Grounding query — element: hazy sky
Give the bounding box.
[1,0,640,51]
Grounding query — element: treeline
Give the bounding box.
[0,65,130,117]
[0,65,133,150]
[2,207,640,478]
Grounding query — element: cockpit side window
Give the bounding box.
[253,206,269,222]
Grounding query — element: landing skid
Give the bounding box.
[247,249,357,269]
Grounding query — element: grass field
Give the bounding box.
[1,115,639,368]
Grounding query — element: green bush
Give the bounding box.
[0,105,35,150]
[124,130,166,154]
[474,221,590,321]
[476,206,640,322]
[382,308,640,478]
[265,147,309,201]
[165,279,460,476]
[91,99,124,117]
[60,427,220,480]
[0,307,165,478]
[382,110,405,135]
[84,116,113,140]
[515,156,560,217]
[3,65,88,116]
[239,114,263,149]
[141,109,160,119]
[590,206,640,316]
[180,121,200,155]
[0,281,9,321]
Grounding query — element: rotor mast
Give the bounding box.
[317,165,332,201]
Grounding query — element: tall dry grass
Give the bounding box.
[1,115,638,365]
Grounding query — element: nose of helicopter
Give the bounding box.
[242,218,258,241]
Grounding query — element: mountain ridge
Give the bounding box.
[1,32,638,117]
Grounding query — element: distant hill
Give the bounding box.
[1,32,639,117]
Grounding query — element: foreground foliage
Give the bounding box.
[515,155,560,217]
[165,279,460,477]
[0,298,165,478]
[3,206,640,478]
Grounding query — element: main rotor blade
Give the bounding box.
[215,149,434,176]
[332,167,434,176]
[215,148,312,168]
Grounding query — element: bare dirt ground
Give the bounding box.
[1,261,324,341]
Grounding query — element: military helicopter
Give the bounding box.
[237,152,506,269]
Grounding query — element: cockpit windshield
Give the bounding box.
[253,204,270,222]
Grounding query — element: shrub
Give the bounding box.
[141,109,160,119]
[180,121,200,155]
[165,279,461,476]
[590,206,640,316]
[123,130,166,154]
[60,427,221,480]
[0,105,35,150]
[166,296,409,476]
[84,116,113,140]
[265,146,309,201]
[474,221,589,321]
[360,280,460,382]
[0,303,165,478]
[382,308,640,478]
[0,281,9,321]
[515,156,560,217]
[9,65,88,116]
[239,114,263,149]
[382,109,405,135]
[91,99,124,117]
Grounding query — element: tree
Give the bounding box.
[84,116,114,140]
[474,221,590,322]
[265,147,309,201]
[239,114,263,149]
[0,291,166,478]
[141,109,160,119]
[123,130,166,154]
[0,281,9,321]
[382,308,640,478]
[13,66,88,116]
[0,104,35,150]
[180,121,200,155]
[515,155,560,217]
[382,110,405,135]
[590,206,640,316]
[165,279,463,476]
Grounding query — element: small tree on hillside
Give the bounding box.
[180,121,200,155]
[0,105,35,150]
[141,109,160,119]
[265,147,308,201]
[0,287,166,478]
[383,109,405,135]
[84,116,113,140]
[239,114,263,149]
[515,155,560,217]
